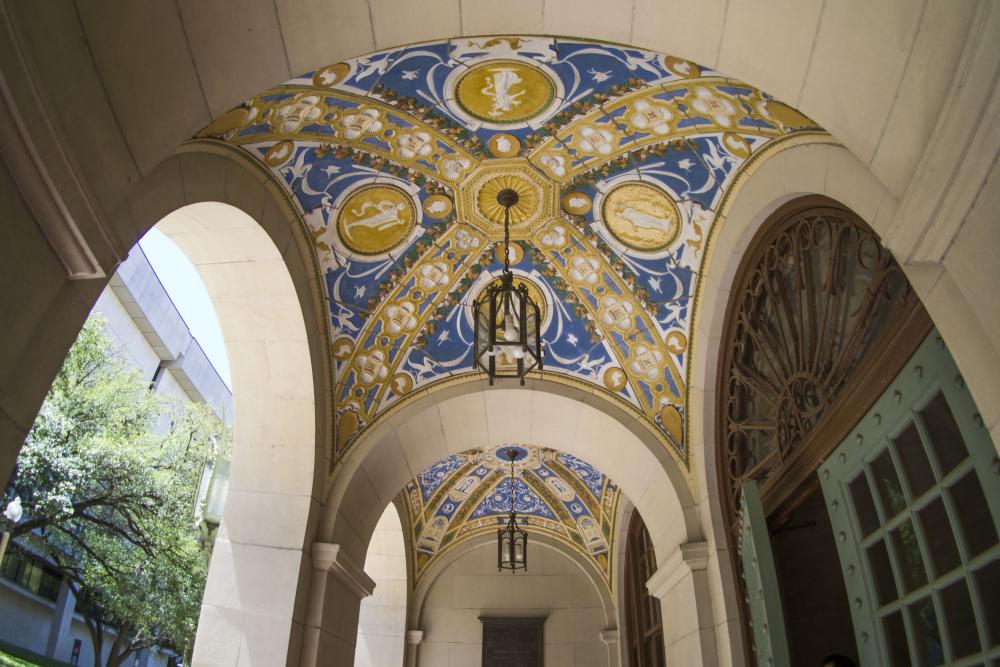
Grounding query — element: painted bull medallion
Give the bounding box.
[600,182,681,253]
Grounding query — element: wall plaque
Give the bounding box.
[480,616,546,667]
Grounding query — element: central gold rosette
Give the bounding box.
[456,158,555,241]
[476,174,537,227]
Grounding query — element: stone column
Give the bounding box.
[404,629,423,667]
[300,542,376,667]
[599,628,620,667]
[646,541,717,666]
[45,578,75,658]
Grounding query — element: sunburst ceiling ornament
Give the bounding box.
[477,174,537,227]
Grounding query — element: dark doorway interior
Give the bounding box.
[771,489,858,666]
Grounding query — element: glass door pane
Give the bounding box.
[820,332,1000,666]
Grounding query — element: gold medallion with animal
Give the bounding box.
[601,182,681,252]
[336,185,416,255]
[456,60,555,124]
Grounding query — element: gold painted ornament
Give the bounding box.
[602,366,628,392]
[601,182,681,252]
[456,60,555,124]
[390,373,414,396]
[336,185,416,255]
[312,62,350,88]
[331,336,354,361]
[561,191,593,216]
[493,242,524,267]
[477,174,537,228]
[721,133,752,159]
[487,133,522,157]
[422,194,454,219]
[663,56,699,79]
[264,141,295,166]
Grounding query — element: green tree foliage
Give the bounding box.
[4,316,230,667]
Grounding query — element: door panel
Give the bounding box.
[739,479,791,667]
[820,332,1000,666]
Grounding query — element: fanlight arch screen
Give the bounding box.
[716,198,926,525]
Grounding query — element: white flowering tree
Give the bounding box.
[3,316,229,667]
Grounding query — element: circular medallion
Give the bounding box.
[663,56,699,79]
[494,241,524,267]
[456,60,555,125]
[600,182,680,253]
[602,366,628,392]
[561,191,593,216]
[336,185,416,256]
[331,336,354,361]
[477,174,537,227]
[487,133,521,157]
[390,372,413,396]
[666,330,688,355]
[423,194,454,219]
[312,62,350,88]
[721,133,751,158]
[264,141,295,167]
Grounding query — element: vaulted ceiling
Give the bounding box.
[402,444,621,588]
[192,35,827,466]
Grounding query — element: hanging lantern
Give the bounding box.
[473,188,544,385]
[497,449,528,572]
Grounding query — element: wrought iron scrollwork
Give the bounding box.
[720,205,911,519]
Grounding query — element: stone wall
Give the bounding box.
[417,543,610,667]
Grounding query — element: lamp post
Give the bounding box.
[0,497,23,565]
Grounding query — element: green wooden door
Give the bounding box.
[819,332,1000,666]
[739,479,791,667]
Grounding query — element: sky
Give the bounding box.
[138,228,232,388]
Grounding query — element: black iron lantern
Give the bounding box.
[497,449,528,572]
[473,188,543,385]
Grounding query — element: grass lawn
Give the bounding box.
[0,642,71,667]
[0,649,40,667]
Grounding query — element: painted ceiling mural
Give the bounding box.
[193,35,825,467]
[402,444,621,588]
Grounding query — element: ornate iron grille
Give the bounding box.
[719,203,912,521]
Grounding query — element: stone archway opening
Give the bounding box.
[150,201,321,666]
[312,379,714,665]
[354,501,407,667]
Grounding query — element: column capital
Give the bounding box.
[310,542,375,599]
[406,630,424,646]
[646,540,709,600]
[599,628,619,646]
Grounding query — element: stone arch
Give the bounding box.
[104,148,332,666]
[683,136,1000,667]
[314,377,712,663]
[355,501,408,667]
[322,378,698,558]
[410,530,618,630]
